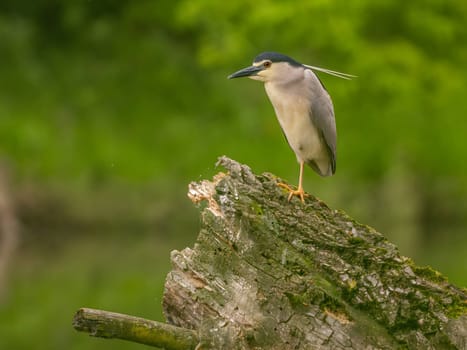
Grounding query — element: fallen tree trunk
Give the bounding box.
[74,156,467,349]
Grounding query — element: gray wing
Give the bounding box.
[305,69,337,175]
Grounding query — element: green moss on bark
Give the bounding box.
[163,157,467,349]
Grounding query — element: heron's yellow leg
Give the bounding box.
[277,161,308,203]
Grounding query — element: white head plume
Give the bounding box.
[303,64,357,80]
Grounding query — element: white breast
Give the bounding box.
[264,80,330,174]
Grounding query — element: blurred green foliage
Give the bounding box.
[0,0,466,349]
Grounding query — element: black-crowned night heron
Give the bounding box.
[228,52,354,202]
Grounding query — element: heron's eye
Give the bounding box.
[263,61,272,68]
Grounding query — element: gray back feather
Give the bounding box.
[305,69,337,174]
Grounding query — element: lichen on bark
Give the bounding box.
[163,156,466,349]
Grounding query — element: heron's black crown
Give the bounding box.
[254,52,302,67]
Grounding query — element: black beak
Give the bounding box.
[228,65,263,79]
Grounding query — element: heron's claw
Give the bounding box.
[277,183,308,203]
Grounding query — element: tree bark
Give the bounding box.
[0,163,19,302]
[163,156,466,349]
[74,156,466,349]
[73,308,199,349]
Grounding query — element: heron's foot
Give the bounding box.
[277,183,308,203]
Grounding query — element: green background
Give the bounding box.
[0,1,466,349]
